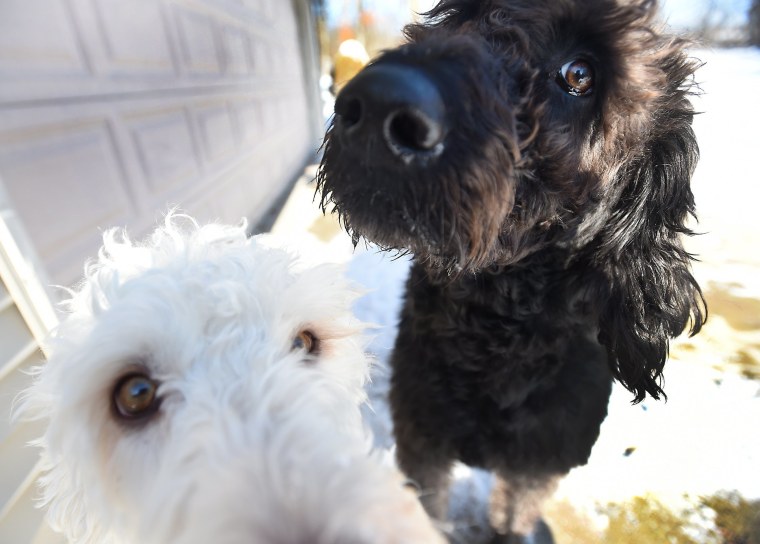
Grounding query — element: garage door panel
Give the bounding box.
[241,0,273,21]
[232,99,264,147]
[128,107,202,196]
[0,120,134,259]
[249,34,272,75]
[174,6,223,76]
[89,0,176,75]
[221,26,254,76]
[0,0,88,77]
[214,169,256,221]
[189,156,261,225]
[195,103,239,164]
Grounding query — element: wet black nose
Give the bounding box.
[334,64,446,160]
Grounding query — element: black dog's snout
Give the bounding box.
[335,64,446,159]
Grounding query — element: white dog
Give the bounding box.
[18,215,443,544]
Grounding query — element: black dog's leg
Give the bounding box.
[488,473,560,543]
[395,431,453,520]
[389,301,456,521]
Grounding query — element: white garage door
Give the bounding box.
[0,0,320,289]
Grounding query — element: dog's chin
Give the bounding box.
[341,210,523,276]
[329,203,468,274]
[324,188,520,275]
[340,209,455,263]
[320,144,527,274]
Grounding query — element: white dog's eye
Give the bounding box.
[557,59,594,96]
[292,330,319,355]
[113,373,160,422]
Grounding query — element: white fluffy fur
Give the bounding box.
[18,215,443,544]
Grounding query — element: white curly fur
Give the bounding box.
[17,214,443,544]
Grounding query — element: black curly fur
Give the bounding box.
[317,0,706,538]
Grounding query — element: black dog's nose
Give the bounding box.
[334,64,446,159]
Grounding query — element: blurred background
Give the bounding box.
[0,0,758,542]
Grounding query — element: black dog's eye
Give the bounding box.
[113,373,160,421]
[292,330,319,355]
[557,59,595,96]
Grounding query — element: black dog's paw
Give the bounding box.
[489,518,554,544]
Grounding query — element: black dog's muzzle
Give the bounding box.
[334,63,448,165]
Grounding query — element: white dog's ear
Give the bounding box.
[35,462,104,543]
[13,369,106,544]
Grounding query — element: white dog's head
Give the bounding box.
[19,215,442,544]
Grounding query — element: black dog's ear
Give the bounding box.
[596,80,706,403]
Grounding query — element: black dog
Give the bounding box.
[318,0,705,540]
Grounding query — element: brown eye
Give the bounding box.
[292,330,319,355]
[557,59,594,96]
[113,374,160,421]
